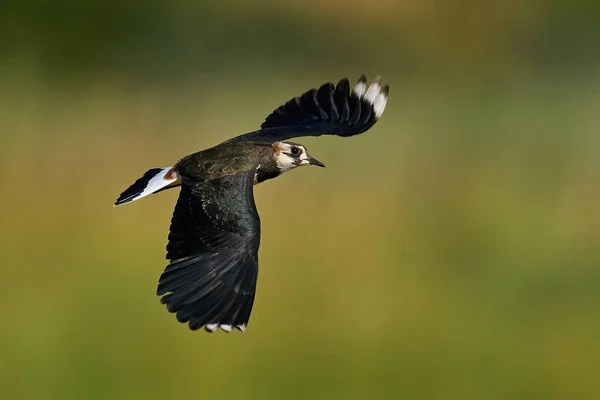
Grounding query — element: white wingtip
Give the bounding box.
[353,79,367,98]
[363,77,381,103]
[351,75,389,119]
[203,323,241,333]
[373,92,388,118]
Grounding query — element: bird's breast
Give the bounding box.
[254,163,280,184]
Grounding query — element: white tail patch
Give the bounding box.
[114,167,180,206]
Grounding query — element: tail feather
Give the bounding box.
[114,167,180,206]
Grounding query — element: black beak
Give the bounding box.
[307,156,326,167]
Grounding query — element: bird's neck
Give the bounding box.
[254,163,281,184]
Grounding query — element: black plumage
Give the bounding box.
[114,168,165,206]
[115,75,389,332]
[226,75,387,144]
[158,172,260,331]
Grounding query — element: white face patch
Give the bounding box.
[274,152,296,172]
[273,142,309,172]
[298,150,310,165]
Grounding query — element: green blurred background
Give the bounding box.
[1,1,599,399]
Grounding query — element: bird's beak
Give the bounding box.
[307,156,326,167]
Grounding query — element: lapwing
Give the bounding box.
[115,75,389,332]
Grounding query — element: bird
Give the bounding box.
[114,74,389,333]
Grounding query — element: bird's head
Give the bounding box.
[272,142,325,172]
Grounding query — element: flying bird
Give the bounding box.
[115,75,389,332]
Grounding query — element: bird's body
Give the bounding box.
[179,142,271,183]
[175,141,317,186]
[115,75,389,332]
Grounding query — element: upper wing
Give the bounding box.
[224,75,389,144]
[156,169,260,333]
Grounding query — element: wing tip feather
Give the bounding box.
[202,323,247,333]
[261,74,388,134]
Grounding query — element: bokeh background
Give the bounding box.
[1,1,599,399]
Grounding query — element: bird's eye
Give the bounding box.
[290,147,301,156]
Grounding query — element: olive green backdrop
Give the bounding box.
[1,1,599,399]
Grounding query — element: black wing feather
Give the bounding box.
[157,170,260,332]
[224,75,388,144]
